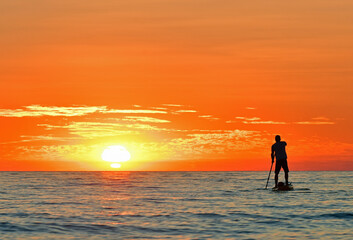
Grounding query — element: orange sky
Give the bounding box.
[1,1,352,171]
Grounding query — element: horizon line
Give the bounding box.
[1,170,352,172]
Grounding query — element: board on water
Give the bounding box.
[272,183,294,191]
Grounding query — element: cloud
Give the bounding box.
[231,116,335,125]
[294,117,335,125]
[191,129,228,132]
[175,110,197,113]
[230,116,286,124]
[122,116,170,123]
[0,105,171,118]
[162,104,183,107]
[246,107,256,110]
[33,120,267,160]
[16,144,96,162]
[38,120,184,139]
[236,117,261,121]
[38,122,139,138]
[294,121,335,125]
[15,135,81,143]
[150,107,168,110]
[198,115,219,121]
[112,129,264,161]
[0,105,107,117]
[102,109,167,114]
[166,129,265,159]
[243,120,287,124]
[0,135,80,145]
[312,116,330,121]
[183,130,255,143]
[20,135,80,141]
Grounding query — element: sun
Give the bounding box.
[101,145,131,163]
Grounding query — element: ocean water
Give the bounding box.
[0,171,352,239]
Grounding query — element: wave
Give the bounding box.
[318,212,353,219]
[193,213,226,218]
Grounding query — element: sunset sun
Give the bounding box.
[101,146,131,168]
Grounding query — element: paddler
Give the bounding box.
[271,135,289,188]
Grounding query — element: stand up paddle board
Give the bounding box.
[272,183,294,191]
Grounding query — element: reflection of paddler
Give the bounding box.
[271,135,289,188]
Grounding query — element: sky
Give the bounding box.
[1,0,353,171]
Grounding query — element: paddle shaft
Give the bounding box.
[265,161,274,189]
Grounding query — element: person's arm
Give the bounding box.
[271,145,275,163]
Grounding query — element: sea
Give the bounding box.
[0,171,352,239]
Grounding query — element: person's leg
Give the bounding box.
[283,159,289,185]
[274,160,281,187]
[285,171,289,185]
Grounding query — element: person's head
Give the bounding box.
[275,135,281,142]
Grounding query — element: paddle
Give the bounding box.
[265,161,274,189]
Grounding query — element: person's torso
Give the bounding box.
[273,141,287,160]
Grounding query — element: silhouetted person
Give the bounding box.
[271,135,289,187]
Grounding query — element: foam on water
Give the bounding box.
[0,171,352,239]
